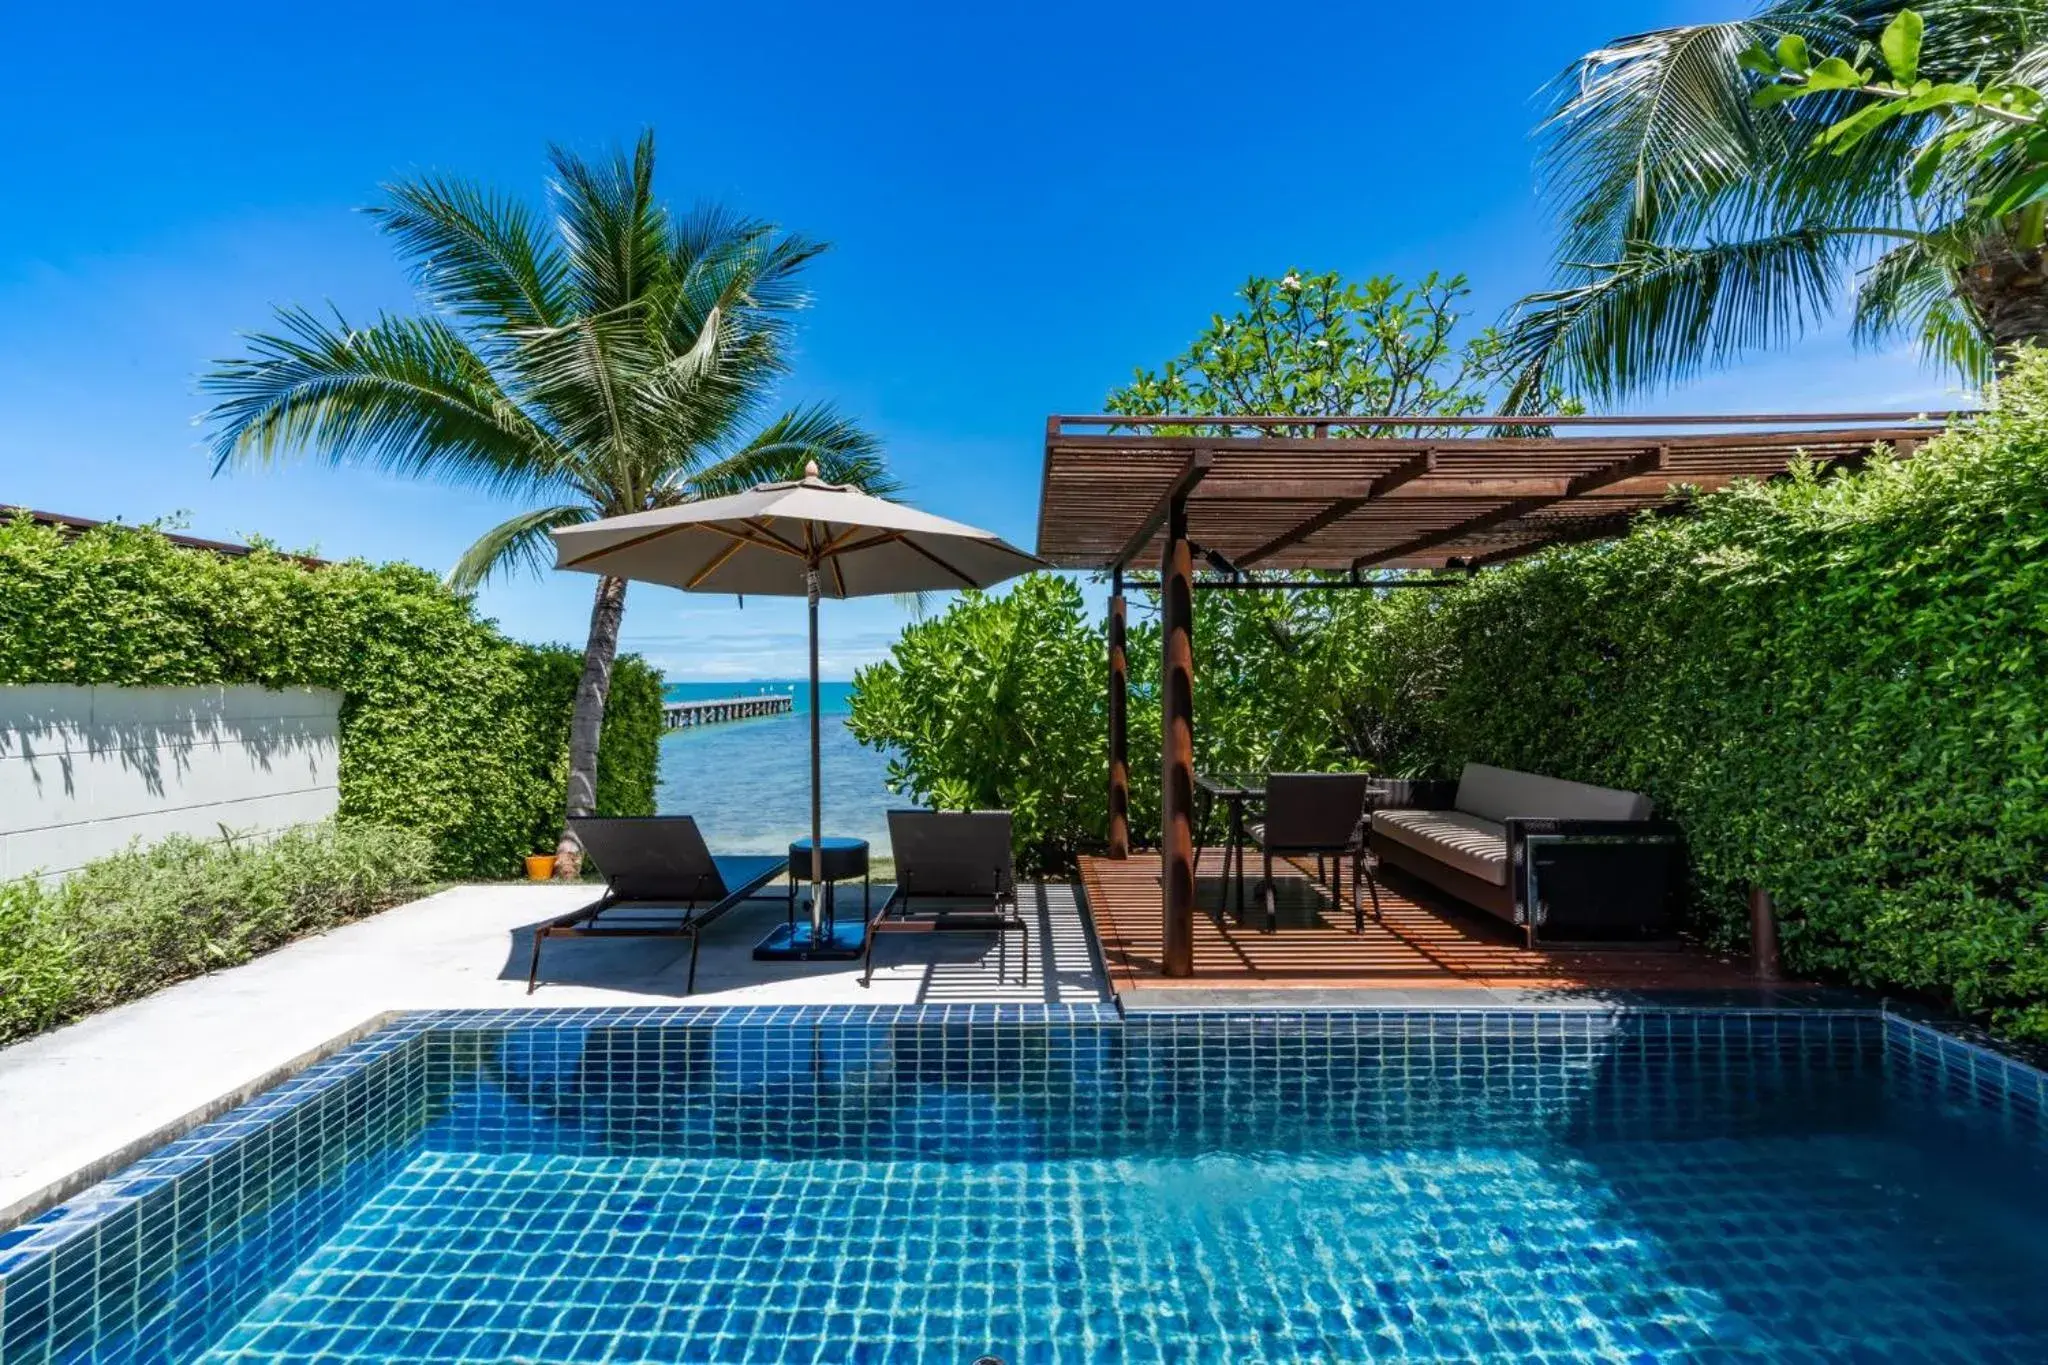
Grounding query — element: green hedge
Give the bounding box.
[0,519,660,878]
[0,820,435,1043]
[1382,357,2048,1038]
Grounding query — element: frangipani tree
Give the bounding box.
[1106,269,1566,775]
[203,134,892,876]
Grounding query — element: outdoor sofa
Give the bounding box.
[1367,763,1680,946]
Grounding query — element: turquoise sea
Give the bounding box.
[655,680,900,854]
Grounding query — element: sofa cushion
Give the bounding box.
[1372,808,1509,886]
[1453,763,1651,824]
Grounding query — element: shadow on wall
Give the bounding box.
[0,685,336,795]
[0,684,342,880]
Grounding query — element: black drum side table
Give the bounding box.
[786,835,870,932]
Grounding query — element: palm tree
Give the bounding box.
[202,133,892,876]
[1502,0,2048,406]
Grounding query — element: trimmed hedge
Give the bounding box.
[0,820,435,1043]
[1371,353,2048,1039]
[0,519,660,878]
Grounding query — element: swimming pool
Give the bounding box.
[2,1005,2044,1363]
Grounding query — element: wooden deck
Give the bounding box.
[1078,851,1766,996]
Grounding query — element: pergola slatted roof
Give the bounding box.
[1036,414,1955,571]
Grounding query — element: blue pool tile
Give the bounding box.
[0,1003,2044,1363]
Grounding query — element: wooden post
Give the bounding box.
[1107,567,1130,859]
[1749,886,1781,982]
[1160,497,1195,977]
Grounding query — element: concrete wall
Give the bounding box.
[0,685,342,881]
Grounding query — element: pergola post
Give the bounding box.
[1159,496,1195,977]
[1106,567,1130,859]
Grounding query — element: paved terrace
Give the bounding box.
[0,881,1103,1228]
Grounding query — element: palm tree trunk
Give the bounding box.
[1962,236,2048,367]
[553,573,629,879]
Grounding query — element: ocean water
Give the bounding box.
[654,680,900,854]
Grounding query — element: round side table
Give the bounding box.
[787,835,871,931]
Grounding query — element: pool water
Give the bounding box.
[198,1135,2045,1364]
[9,1009,2048,1365]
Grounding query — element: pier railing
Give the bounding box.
[662,694,795,730]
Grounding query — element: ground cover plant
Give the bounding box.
[0,820,433,1043]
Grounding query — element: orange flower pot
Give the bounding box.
[524,854,557,881]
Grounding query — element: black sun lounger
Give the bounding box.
[863,809,1027,987]
[526,816,785,994]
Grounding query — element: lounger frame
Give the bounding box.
[862,810,1028,987]
[526,817,784,994]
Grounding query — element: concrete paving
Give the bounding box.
[0,880,1106,1228]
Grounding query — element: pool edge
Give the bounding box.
[0,1009,407,1236]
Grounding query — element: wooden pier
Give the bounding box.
[662,694,794,730]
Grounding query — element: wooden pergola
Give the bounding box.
[1034,411,1955,977]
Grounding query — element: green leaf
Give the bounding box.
[1814,100,1906,153]
[1899,82,1985,114]
[1880,9,1923,85]
[1752,82,1810,109]
[1774,33,1811,73]
[1804,57,1870,91]
[1987,163,2048,217]
[1905,129,1964,197]
[1738,43,1782,77]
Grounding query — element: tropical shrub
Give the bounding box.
[1190,586,1447,778]
[0,518,660,877]
[0,820,435,1043]
[849,575,1157,874]
[1107,269,1569,423]
[847,577,1427,871]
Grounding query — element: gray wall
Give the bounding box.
[0,685,341,881]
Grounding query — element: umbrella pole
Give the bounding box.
[807,566,824,948]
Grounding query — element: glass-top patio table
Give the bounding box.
[1194,772,1264,920]
[1194,772,1441,923]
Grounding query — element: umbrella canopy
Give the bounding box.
[549,465,1042,595]
[549,462,1043,959]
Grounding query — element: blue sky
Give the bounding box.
[0,0,1969,681]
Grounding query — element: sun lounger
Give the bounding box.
[526,816,784,994]
[863,809,1027,987]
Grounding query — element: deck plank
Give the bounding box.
[1078,851,1763,995]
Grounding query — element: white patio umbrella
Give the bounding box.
[550,461,1044,954]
